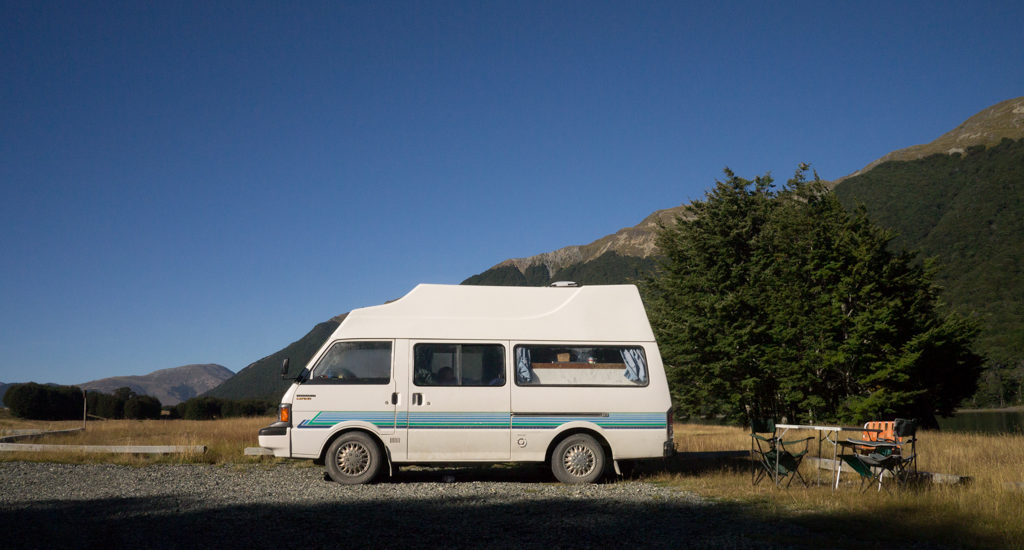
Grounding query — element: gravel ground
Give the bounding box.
[0,462,850,549]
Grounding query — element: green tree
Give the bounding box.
[4,383,84,420]
[181,397,223,420]
[644,167,983,426]
[123,395,162,419]
[86,390,126,419]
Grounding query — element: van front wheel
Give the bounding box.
[325,432,382,485]
[551,434,605,484]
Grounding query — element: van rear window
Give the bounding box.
[514,345,648,387]
[307,341,392,385]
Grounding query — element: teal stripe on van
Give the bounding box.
[408,411,509,429]
[298,411,665,430]
[512,412,665,430]
[299,411,404,429]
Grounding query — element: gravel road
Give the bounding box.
[0,462,814,549]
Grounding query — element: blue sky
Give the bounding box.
[2,1,1022,386]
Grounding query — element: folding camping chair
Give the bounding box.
[750,418,813,488]
[839,418,918,493]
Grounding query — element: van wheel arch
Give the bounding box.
[319,428,392,478]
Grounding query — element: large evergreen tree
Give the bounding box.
[644,167,983,427]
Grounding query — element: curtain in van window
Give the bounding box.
[620,348,647,383]
[515,348,533,383]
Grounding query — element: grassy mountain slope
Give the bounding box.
[203,317,343,401]
[834,138,1024,365]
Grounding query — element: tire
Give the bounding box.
[551,434,606,484]
[324,432,383,485]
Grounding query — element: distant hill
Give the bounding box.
[78,364,234,406]
[0,382,10,407]
[203,317,343,401]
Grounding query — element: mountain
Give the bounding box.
[464,96,1024,375]
[462,207,684,286]
[209,96,1023,404]
[836,96,1024,184]
[78,364,234,406]
[0,382,10,407]
[203,316,344,401]
[832,96,1024,367]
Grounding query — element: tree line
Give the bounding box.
[3,383,275,421]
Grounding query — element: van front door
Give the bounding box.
[290,340,397,458]
[405,342,510,461]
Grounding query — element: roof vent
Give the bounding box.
[550,281,580,288]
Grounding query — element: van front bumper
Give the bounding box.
[257,422,291,457]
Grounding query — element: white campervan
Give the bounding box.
[258,283,674,484]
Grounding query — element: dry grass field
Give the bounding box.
[657,423,1024,549]
[0,413,274,465]
[2,413,1021,547]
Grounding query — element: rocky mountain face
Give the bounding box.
[78,363,234,406]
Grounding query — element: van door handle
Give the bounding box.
[412,393,423,406]
[391,392,399,405]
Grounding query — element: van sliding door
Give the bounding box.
[404,342,511,461]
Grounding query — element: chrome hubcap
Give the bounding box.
[336,442,370,476]
[562,444,596,478]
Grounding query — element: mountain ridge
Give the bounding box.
[472,206,688,283]
[77,363,234,406]
[834,96,1024,185]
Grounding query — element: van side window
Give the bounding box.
[307,341,392,385]
[514,345,648,387]
[414,344,506,387]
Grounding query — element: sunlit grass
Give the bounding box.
[0,414,276,465]
[645,423,1024,548]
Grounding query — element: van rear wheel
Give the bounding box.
[325,432,382,485]
[551,434,605,484]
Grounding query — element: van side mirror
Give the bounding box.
[280,358,290,379]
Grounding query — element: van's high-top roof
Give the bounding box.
[334,284,655,342]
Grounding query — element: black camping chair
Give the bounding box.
[750,418,813,488]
